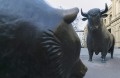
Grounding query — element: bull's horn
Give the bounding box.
[63,7,79,24]
[101,3,108,14]
[81,9,88,17]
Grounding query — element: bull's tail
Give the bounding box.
[109,34,115,58]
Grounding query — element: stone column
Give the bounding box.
[111,0,115,17]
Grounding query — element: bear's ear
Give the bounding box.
[82,18,88,21]
[63,7,79,24]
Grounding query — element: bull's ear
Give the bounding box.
[82,18,87,21]
[63,7,79,24]
[101,14,108,18]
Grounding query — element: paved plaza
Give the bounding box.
[80,48,120,78]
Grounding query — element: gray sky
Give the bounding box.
[45,0,112,30]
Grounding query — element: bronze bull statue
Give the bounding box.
[81,4,115,63]
[0,0,87,78]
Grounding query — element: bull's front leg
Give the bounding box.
[88,50,94,62]
[101,51,107,63]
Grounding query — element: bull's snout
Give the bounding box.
[70,60,87,78]
[78,60,88,77]
[90,26,99,31]
[80,65,88,76]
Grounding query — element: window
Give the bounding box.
[109,14,112,22]
[104,19,106,24]
[108,29,111,33]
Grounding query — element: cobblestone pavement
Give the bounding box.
[80,48,120,78]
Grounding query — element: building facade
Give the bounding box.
[104,0,120,47]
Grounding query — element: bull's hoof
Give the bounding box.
[88,59,92,62]
[111,56,113,59]
[101,59,106,63]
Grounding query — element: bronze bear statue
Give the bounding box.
[0,0,87,78]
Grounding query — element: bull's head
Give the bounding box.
[81,4,108,30]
